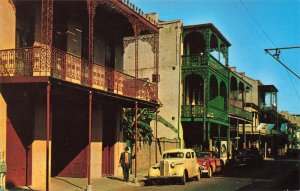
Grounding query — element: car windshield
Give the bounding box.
[198,152,211,158]
[163,152,184,159]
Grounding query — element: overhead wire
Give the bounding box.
[239,0,300,106]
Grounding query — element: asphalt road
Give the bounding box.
[122,159,300,191]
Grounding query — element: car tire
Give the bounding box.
[207,167,212,178]
[196,168,201,181]
[181,171,186,185]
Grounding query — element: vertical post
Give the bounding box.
[134,25,139,98]
[134,101,138,179]
[236,119,239,150]
[155,108,158,163]
[207,122,211,150]
[46,82,50,191]
[218,125,221,158]
[87,92,92,186]
[203,78,207,149]
[243,122,246,149]
[88,0,95,86]
[227,126,230,159]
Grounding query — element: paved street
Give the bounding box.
[121,159,299,191]
[9,159,299,191]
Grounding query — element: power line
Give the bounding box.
[264,48,300,80]
[239,0,277,48]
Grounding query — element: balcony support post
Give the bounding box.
[88,0,95,86]
[46,82,51,191]
[134,101,138,179]
[207,122,211,150]
[87,92,92,189]
[155,108,158,163]
[227,125,230,159]
[203,77,207,148]
[236,119,239,149]
[41,0,53,73]
[218,125,221,158]
[243,121,246,149]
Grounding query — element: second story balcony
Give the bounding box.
[228,104,252,122]
[182,54,228,78]
[0,46,158,103]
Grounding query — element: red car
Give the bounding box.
[197,151,222,178]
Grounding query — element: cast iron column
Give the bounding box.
[218,125,221,158]
[87,92,92,186]
[134,101,138,179]
[155,108,158,163]
[46,82,50,191]
[243,122,246,149]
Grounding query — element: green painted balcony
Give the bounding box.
[228,104,252,121]
[181,54,228,78]
[181,105,204,119]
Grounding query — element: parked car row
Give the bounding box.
[146,147,265,185]
[147,149,224,185]
[228,148,263,167]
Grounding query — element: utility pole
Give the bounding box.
[264,46,300,80]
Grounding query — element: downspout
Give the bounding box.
[177,24,182,148]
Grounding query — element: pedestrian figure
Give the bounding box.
[119,147,134,182]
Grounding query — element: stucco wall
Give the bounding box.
[0,0,16,49]
[124,20,182,141]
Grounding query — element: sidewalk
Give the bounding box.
[8,173,147,191]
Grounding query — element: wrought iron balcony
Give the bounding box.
[181,105,204,118]
[207,97,228,122]
[181,54,228,77]
[228,104,252,121]
[0,46,158,103]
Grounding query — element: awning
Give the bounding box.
[280,123,288,132]
[257,123,275,134]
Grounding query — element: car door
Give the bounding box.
[185,152,192,177]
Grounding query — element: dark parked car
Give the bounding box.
[229,148,263,167]
[284,149,300,159]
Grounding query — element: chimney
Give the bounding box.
[143,13,158,24]
[230,66,236,72]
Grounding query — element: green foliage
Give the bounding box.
[122,108,178,145]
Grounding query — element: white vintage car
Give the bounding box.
[147,149,201,185]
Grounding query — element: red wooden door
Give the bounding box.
[102,144,114,176]
[6,118,27,187]
[59,148,86,178]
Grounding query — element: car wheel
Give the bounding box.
[207,167,212,178]
[181,171,186,185]
[196,168,201,181]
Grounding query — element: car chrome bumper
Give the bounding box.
[148,175,182,180]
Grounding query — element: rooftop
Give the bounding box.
[183,23,231,47]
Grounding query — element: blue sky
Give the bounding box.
[131,0,300,114]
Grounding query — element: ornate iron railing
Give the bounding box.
[181,105,204,118]
[228,104,252,121]
[0,46,158,102]
[182,55,205,67]
[209,55,228,78]
[229,99,243,108]
[207,106,228,122]
[181,54,228,78]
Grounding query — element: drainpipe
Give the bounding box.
[177,24,182,148]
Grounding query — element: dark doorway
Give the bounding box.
[4,87,34,188]
[102,107,116,176]
[182,122,202,149]
[52,96,88,178]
